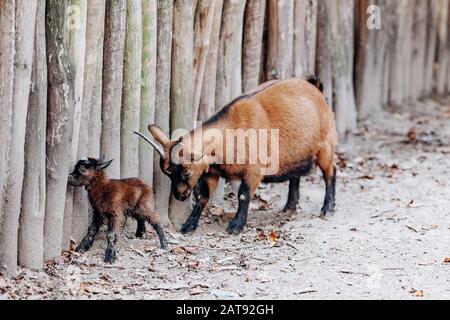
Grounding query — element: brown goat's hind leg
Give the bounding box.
[320,165,336,218]
[317,143,336,218]
[76,211,102,253]
[283,177,300,213]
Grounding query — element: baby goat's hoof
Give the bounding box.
[226,220,245,235]
[104,248,117,264]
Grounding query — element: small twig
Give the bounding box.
[285,242,300,252]
[405,225,418,233]
[339,270,370,277]
[187,244,256,251]
[296,289,317,295]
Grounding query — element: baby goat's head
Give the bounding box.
[68,156,114,187]
[135,125,211,201]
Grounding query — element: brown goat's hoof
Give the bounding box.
[180,223,198,235]
[281,207,297,215]
[226,221,244,235]
[319,213,327,220]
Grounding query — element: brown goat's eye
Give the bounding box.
[80,167,88,174]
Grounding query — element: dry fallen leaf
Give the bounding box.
[190,287,204,295]
[171,246,194,255]
[407,128,417,143]
[268,230,279,245]
[256,232,266,241]
[410,288,424,297]
[187,261,200,270]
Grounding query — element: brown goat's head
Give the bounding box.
[135,125,210,201]
[68,156,114,187]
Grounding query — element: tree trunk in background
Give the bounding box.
[436,0,449,95]
[402,2,414,101]
[0,0,37,275]
[381,2,396,106]
[230,0,247,98]
[447,1,450,94]
[198,0,223,120]
[294,0,306,78]
[101,0,126,178]
[331,0,357,136]
[216,0,247,109]
[389,0,411,106]
[170,0,195,227]
[72,0,106,244]
[355,0,388,120]
[88,3,106,158]
[295,0,318,77]
[243,0,266,92]
[63,0,87,251]
[266,0,294,80]
[192,0,217,122]
[215,0,247,204]
[303,0,318,76]
[121,0,142,178]
[44,0,75,262]
[0,0,15,231]
[315,0,333,107]
[154,0,173,226]
[140,0,157,185]
[19,0,47,269]
[424,0,440,96]
[410,0,428,100]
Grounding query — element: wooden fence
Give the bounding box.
[0,0,449,274]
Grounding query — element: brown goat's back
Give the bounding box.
[217,78,338,177]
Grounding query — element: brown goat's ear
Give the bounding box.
[96,159,114,171]
[148,125,170,146]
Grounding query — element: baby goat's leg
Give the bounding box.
[135,218,146,238]
[138,195,168,250]
[148,218,168,250]
[181,174,218,235]
[104,216,121,263]
[227,174,260,235]
[76,211,102,252]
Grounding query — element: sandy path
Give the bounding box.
[1,99,449,300]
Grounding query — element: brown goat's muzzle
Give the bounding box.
[172,183,192,201]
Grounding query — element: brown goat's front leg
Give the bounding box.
[104,217,120,263]
[76,211,103,253]
[181,174,218,235]
[227,176,259,235]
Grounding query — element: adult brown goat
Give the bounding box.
[137,77,338,235]
[68,157,168,263]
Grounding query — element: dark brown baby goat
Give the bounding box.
[68,157,168,263]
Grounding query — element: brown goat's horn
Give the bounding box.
[134,131,165,158]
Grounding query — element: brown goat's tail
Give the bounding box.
[306,75,324,93]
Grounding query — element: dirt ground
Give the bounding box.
[1,98,450,300]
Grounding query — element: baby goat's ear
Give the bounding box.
[96,159,114,171]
